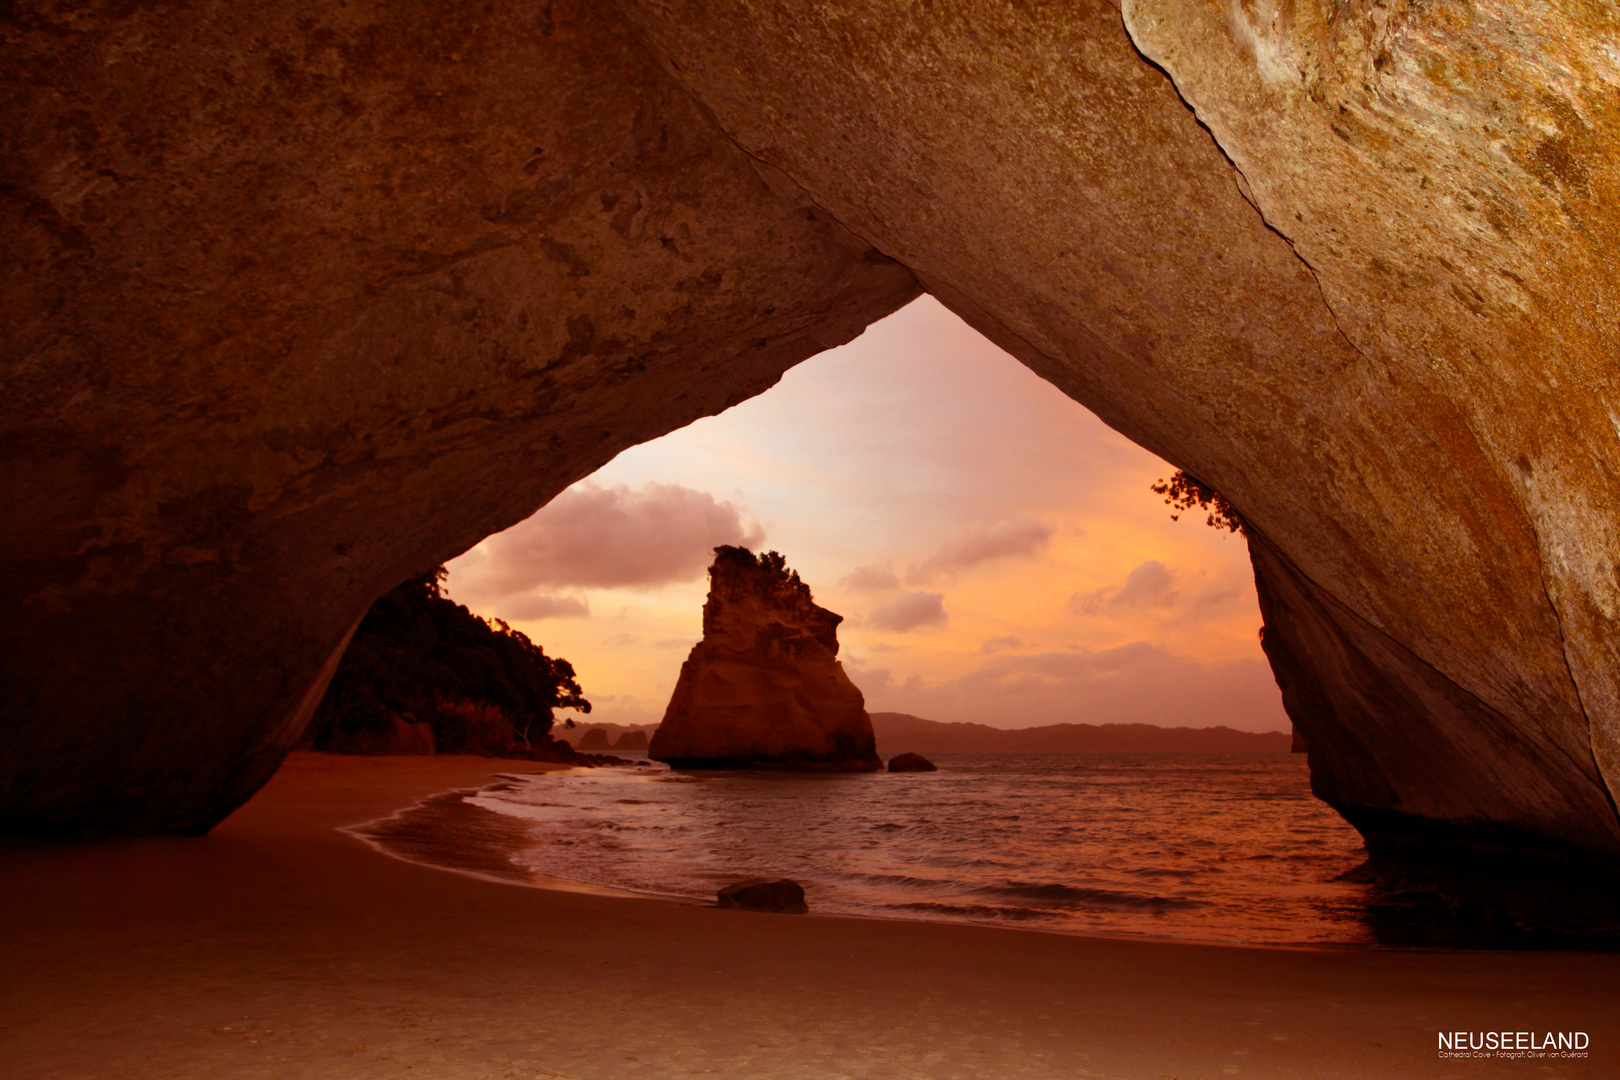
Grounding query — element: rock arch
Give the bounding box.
[4,0,1619,889]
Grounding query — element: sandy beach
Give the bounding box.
[3,753,1615,1079]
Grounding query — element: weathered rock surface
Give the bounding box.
[0,2,916,835]
[716,878,808,913]
[887,753,936,774]
[617,1,1620,872]
[1124,0,1620,869]
[5,0,1620,891]
[648,548,881,771]
[322,717,436,757]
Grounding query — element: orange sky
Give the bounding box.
[446,296,1288,732]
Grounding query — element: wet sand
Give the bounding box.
[3,752,1615,1079]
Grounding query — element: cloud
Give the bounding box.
[1112,560,1178,607]
[603,633,642,647]
[855,642,1288,731]
[848,665,895,693]
[970,641,1173,682]
[498,594,590,620]
[841,564,900,592]
[909,519,1052,582]
[980,635,1023,653]
[865,590,948,633]
[1069,560,1178,616]
[1066,561,1249,625]
[447,482,764,604]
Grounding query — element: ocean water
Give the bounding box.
[461,752,1376,946]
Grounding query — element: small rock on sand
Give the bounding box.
[717,878,808,913]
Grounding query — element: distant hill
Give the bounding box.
[871,712,1294,754]
[556,715,1296,755]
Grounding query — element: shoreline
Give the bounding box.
[343,775,688,903]
[348,764,1383,955]
[5,752,1617,1078]
[344,763,1603,956]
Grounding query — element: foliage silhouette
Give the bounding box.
[307,566,592,757]
[1151,471,1245,534]
[714,544,804,591]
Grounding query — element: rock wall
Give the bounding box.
[649,548,880,771]
[5,0,1620,878]
[616,0,1620,867]
[0,1,917,835]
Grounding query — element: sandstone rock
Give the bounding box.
[326,717,436,756]
[617,0,1620,875]
[0,1,916,836]
[5,0,1620,896]
[716,878,808,913]
[648,548,881,772]
[887,753,937,773]
[1121,0,1620,872]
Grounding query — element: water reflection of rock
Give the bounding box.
[650,547,881,772]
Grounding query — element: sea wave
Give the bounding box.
[975,880,1202,911]
[455,751,1372,945]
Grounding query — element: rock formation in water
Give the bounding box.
[614,730,649,751]
[887,754,937,774]
[5,1,1620,899]
[648,548,881,772]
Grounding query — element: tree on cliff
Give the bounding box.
[715,544,804,589]
[1151,470,1245,534]
[306,567,590,755]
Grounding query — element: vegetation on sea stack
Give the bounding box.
[306,567,591,757]
[713,545,803,586]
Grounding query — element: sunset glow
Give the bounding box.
[446,297,1286,733]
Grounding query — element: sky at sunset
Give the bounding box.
[445,296,1288,733]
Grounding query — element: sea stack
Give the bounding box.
[649,547,881,772]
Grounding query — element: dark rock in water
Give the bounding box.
[649,547,881,772]
[577,728,612,750]
[1342,840,1620,950]
[614,730,649,751]
[717,878,808,913]
[887,753,937,773]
